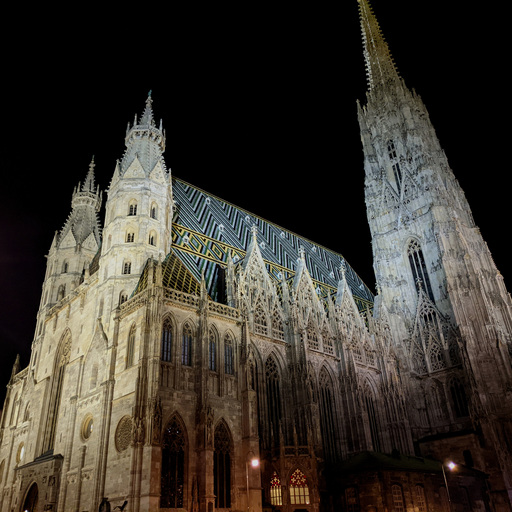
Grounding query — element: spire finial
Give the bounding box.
[358,0,400,90]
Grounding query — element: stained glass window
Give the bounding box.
[270,471,282,505]
[289,469,310,505]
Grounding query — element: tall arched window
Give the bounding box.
[161,317,173,362]
[391,484,405,512]
[270,471,282,505]
[161,415,186,508]
[181,323,192,366]
[408,240,434,302]
[214,422,232,508]
[224,334,234,375]
[387,140,402,191]
[289,469,310,505]
[450,378,469,417]
[319,368,339,463]
[363,380,381,452]
[254,303,267,335]
[209,329,217,371]
[415,484,427,512]
[42,331,71,453]
[265,355,283,447]
[126,324,136,368]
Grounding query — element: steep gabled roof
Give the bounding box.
[168,177,374,309]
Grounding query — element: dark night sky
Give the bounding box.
[0,2,507,403]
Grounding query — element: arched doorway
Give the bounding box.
[22,483,38,512]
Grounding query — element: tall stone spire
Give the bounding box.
[60,157,102,246]
[358,0,400,90]
[120,91,166,177]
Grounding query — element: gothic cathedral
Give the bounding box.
[1,2,511,511]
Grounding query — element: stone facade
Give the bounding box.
[1,1,511,512]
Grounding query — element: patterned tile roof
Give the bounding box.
[170,178,374,309]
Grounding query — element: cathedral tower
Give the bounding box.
[99,92,173,315]
[35,158,102,338]
[357,0,512,506]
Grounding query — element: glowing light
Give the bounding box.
[447,461,456,470]
[250,458,259,468]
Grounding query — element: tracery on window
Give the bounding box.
[126,324,136,368]
[289,469,310,505]
[161,415,186,508]
[214,422,232,508]
[254,303,267,335]
[387,140,402,190]
[224,333,234,375]
[265,355,282,447]
[415,484,427,512]
[209,328,217,371]
[408,240,434,302]
[270,471,282,505]
[161,317,173,362]
[319,368,339,463]
[128,201,138,216]
[181,323,192,366]
[392,484,405,512]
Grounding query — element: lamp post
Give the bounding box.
[246,453,260,512]
[441,461,456,511]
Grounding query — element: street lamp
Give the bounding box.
[441,461,456,511]
[246,453,260,512]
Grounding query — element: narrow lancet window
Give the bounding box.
[408,240,434,302]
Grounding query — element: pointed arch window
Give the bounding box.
[450,378,469,417]
[364,381,381,452]
[42,331,71,453]
[272,310,284,340]
[149,231,157,246]
[415,484,427,512]
[270,471,282,505]
[387,140,402,190]
[265,356,283,447]
[345,487,360,512]
[126,232,135,243]
[126,324,136,368]
[319,369,339,463]
[214,422,232,508]
[408,240,434,302]
[161,317,173,362]
[119,291,128,305]
[150,203,158,219]
[209,329,217,371]
[289,469,310,505]
[254,303,267,335]
[123,261,132,275]
[181,323,192,366]
[57,284,66,301]
[128,201,137,216]
[161,415,186,508]
[224,334,234,375]
[391,484,405,512]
